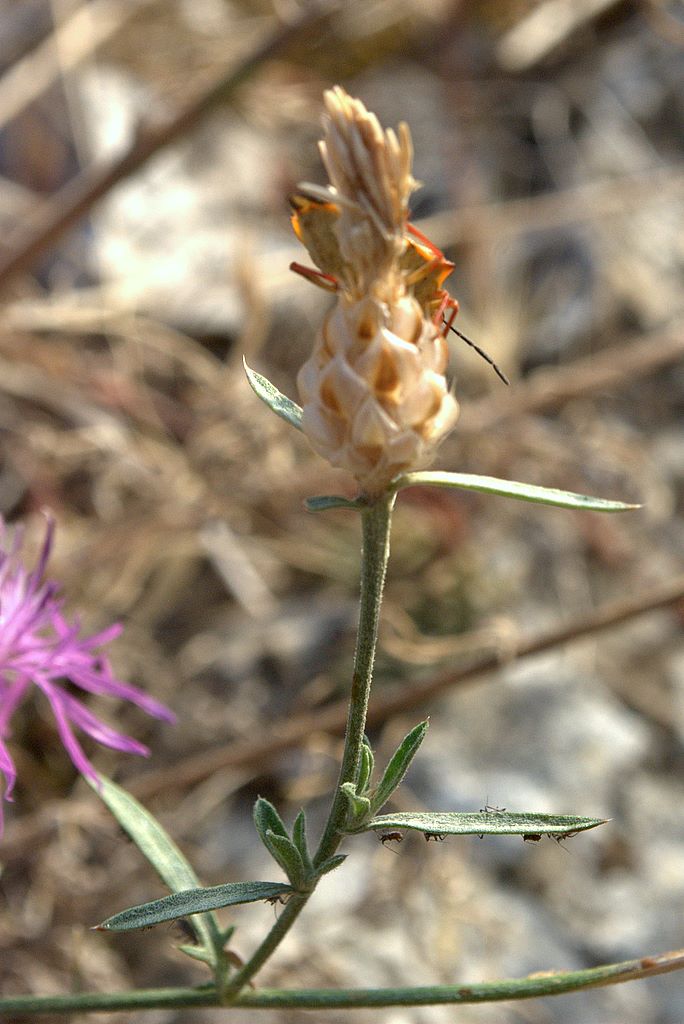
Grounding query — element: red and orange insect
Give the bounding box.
[289,189,508,385]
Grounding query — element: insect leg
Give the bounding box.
[289,261,339,293]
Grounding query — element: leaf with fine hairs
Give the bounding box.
[370,720,428,814]
[354,811,607,838]
[393,471,639,513]
[96,881,294,932]
[243,358,303,431]
[87,774,222,963]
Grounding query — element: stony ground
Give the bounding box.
[0,2,683,1022]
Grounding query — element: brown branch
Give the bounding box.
[0,0,159,133]
[496,0,627,73]
[0,1,341,292]
[128,572,684,801]
[416,164,684,251]
[460,321,684,434]
[2,572,681,861]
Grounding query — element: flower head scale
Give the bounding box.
[0,515,175,834]
[295,88,459,496]
[317,86,416,298]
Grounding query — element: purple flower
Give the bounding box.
[0,515,175,833]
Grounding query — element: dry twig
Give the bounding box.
[128,572,684,801]
[460,321,684,434]
[0,1,341,292]
[0,0,160,133]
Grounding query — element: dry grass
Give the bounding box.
[0,2,682,1022]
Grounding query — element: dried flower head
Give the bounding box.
[0,516,175,834]
[295,87,459,495]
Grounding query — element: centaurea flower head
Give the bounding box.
[0,515,175,834]
[295,87,460,496]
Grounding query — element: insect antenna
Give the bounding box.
[446,323,510,386]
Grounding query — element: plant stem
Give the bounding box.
[4,945,683,1014]
[314,492,395,864]
[225,492,395,996]
[223,892,309,995]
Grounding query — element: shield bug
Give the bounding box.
[289,189,509,385]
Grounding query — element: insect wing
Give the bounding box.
[289,191,346,280]
[290,192,454,306]
[400,234,455,314]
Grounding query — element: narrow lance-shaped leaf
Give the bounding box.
[86,774,222,961]
[315,854,347,877]
[357,740,374,794]
[178,944,215,967]
[340,782,372,825]
[264,830,307,889]
[370,720,429,814]
[392,471,639,513]
[304,494,364,512]
[243,359,303,432]
[353,810,607,838]
[96,881,294,932]
[253,797,289,844]
[88,774,201,891]
[292,810,314,875]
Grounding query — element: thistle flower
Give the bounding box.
[0,516,175,834]
[295,87,459,495]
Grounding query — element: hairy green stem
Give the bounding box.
[3,946,682,1014]
[314,493,395,864]
[225,493,395,996]
[223,892,308,995]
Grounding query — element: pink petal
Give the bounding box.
[49,686,150,757]
[41,688,101,783]
[0,677,30,733]
[0,738,16,801]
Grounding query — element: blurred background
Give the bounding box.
[0,1,683,1022]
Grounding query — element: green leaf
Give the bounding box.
[315,854,347,877]
[253,797,289,844]
[264,831,307,888]
[253,798,310,887]
[179,945,215,965]
[243,358,303,432]
[370,720,429,814]
[304,494,364,512]
[96,881,294,932]
[340,782,372,825]
[292,810,314,875]
[88,774,202,891]
[357,740,374,794]
[392,471,639,513]
[354,811,607,838]
[86,774,222,964]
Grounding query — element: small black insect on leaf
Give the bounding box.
[423,831,445,842]
[379,831,404,848]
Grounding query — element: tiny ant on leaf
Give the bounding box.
[378,830,404,850]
